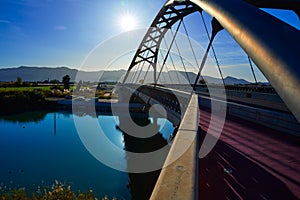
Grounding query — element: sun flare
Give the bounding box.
[120,14,137,32]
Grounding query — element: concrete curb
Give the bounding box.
[150,94,199,200]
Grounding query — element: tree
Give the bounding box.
[62,75,71,90]
[16,77,22,86]
[199,78,207,85]
[50,79,60,84]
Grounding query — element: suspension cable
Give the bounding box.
[162,37,180,84]
[133,49,150,83]
[182,19,200,70]
[164,60,173,84]
[128,69,135,83]
[135,50,151,83]
[200,12,226,86]
[135,60,146,83]
[156,20,182,83]
[143,64,151,83]
[170,22,191,84]
[248,56,258,85]
[131,62,142,83]
[164,13,180,84]
[157,59,167,84]
[159,47,174,84]
[193,29,218,91]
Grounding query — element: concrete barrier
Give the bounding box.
[150,94,199,200]
[199,95,300,136]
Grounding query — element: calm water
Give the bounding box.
[0,110,174,199]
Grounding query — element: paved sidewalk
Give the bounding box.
[198,107,300,199]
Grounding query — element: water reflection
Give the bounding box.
[0,110,175,200]
[0,110,48,123]
[119,115,170,200]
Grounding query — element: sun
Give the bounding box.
[119,14,137,32]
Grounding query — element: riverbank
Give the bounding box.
[0,180,117,200]
[0,86,120,115]
[0,94,147,117]
[0,92,55,115]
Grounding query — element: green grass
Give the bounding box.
[0,86,75,93]
[0,86,52,93]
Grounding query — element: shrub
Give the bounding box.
[0,181,118,200]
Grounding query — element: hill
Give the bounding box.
[0,66,254,85]
[0,66,126,82]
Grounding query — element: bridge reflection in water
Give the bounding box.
[118,111,174,200]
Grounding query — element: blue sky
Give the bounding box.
[0,0,165,67]
[0,0,299,81]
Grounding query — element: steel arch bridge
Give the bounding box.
[122,0,300,122]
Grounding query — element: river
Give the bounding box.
[0,110,175,199]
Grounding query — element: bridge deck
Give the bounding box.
[198,106,300,199]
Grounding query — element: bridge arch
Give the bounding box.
[122,1,201,84]
[124,0,300,122]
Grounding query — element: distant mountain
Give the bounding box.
[224,76,251,85]
[203,75,223,84]
[0,66,126,82]
[0,66,254,85]
[173,72,251,85]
